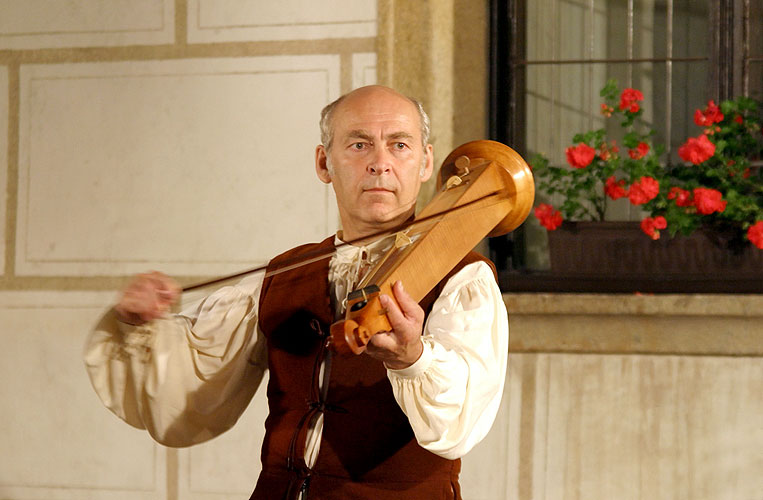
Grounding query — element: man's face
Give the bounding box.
[315,87,433,241]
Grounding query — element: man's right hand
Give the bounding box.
[114,271,181,325]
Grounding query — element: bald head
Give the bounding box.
[319,86,431,152]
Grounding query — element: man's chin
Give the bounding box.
[366,207,413,226]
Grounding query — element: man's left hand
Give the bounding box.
[366,281,424,370]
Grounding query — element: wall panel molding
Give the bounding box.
[352,52,377,88]
[16,55,340,277]
[187,0,377,43]
[0,0,174,50]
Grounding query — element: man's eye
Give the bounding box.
[353,143,366,150]
[394,142,407,150]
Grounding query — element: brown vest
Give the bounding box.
[250,236,496,500]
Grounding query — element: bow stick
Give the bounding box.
[181,188,512,293]
[183,140,533,298]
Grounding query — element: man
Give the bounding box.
[85,85,508,499]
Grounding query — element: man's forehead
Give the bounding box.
[343,129,416,140]
[336,89,419,120]
[333,107,422,140]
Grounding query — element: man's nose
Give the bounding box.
[367,148,392,175]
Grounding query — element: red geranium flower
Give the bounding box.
[628,142,650,159]
[619,88,644,113]
[734,114,744,124]
[598,146,611,161]
[678,134,716,164]
[627,176,660,205]
[598,141,620,161]
[565,143,596,168]
[534,203,563,230]
[640,216,667,240]
[693,187,727,215]
[693,100,724,127]
[748,221,763,249]
[667,186,693,207]
[605,176,627,200]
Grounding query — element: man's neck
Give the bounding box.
[340,213,416,245]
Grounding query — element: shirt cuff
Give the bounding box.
[116,316,142,336]
[386,338,434,379]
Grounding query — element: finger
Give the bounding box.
[146,271,180,304]
[389,281,424,323]
[156,281,180,304]
[379,292,405,333]
[367,330,395,352]
[166,278,182,300]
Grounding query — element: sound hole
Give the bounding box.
[350,300,367,312]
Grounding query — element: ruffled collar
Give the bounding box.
[328,234,395,316]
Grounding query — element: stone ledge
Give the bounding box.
[504,293,763,317]
[504,293,763,356]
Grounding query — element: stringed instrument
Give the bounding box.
[330,139,534,355]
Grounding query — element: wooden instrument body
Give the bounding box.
[330,140,534,355]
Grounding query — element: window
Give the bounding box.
[489,0,763,292]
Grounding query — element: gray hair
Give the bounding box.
[319,92,431,151]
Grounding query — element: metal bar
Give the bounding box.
[665,0,674,159]
[587,0,595,131]
[487,0,503,142]
[513,0,527,155]
[743,0,750,95]
[552,0,559,158]
[709,0,721,100]
[722,0,735,99]
[511,56,709,66]
[627,0,634,85]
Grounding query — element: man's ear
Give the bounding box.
[315,145,332,184]
[420,144,434,182]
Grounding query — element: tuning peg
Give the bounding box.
[455,155,471,175]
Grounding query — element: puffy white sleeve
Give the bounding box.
[386,261,508,459]
[83,274,267,448]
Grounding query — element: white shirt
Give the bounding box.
[84,237,509,460]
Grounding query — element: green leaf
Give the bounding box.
[623,132,640,149]
[600,79,619,101]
